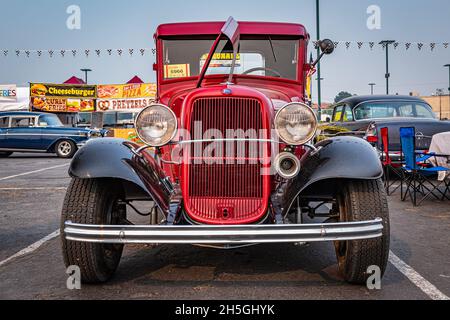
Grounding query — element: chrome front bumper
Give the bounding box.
[64,218,383,244]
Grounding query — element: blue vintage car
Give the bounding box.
[0,111,105,158]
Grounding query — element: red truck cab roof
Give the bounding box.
[155,21,309,38]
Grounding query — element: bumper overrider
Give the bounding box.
[64,218,383,244]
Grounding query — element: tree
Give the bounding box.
[334,91,354,103]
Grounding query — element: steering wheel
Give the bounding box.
[242,67,282,78]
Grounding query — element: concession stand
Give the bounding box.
[96,82,156,142]
[28,76,156,142]
[29,82,96,126]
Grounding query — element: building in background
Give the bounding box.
[421,95,450,120]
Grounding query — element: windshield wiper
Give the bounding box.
[269,36,277,62]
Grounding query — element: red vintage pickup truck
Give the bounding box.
[61,18,389,285]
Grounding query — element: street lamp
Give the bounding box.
[80,68,92,84]
[369,83,376,95]
[379,40,396,95]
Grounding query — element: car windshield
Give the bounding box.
[38,114,63,127]
[162,36,300,81]
[354,101,436,120]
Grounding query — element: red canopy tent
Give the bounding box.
[64,76,86,84]
[127,76,144,84]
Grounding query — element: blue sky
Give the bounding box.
[1,0,450,102]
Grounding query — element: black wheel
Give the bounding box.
[0,152,13,158]
[55,140,77,158]
[334,179,390,284]
[61,178,126,283]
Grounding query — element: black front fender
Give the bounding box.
[282,136,383,214]
[69,138,171,213]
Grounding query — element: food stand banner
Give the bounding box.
[0,84,17,102]
[30,83,95,112]
[97,97,154,112]
[97,83,156,99]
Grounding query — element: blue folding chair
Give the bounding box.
[399,127,450,206]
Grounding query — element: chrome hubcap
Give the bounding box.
[58,142,72,156]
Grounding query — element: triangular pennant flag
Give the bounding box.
[15,50,20,57]
[95,49,101,57]
[430,43,436,51]
[85,49,90,57]
[117,49,123,56]
[129,49,134,56]
[25,50,30,58]
[345,41,351,49]
[405,43,411,50]
[72,49,77,57]
[369,42,375,50]
[37,50,42,57]
[393,42,399,50]
[49,50,54,58]
[417,43,423,51]
[3,50,8,57]
[140,49,145,56]
[60,50,66,57]
[107,49,112,56]
[357,42,363,49]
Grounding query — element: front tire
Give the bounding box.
[334,179,390,284]
[55,140,77,158]
[61,178,125,283]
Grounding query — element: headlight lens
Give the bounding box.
[135,104,177,147]
[275,103,318,145]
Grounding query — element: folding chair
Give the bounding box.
[399,127,450,206]
[380,127,403,195]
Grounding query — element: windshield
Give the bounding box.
[38,114,63,127]
[162,36,300,81]
[354,101,436,120]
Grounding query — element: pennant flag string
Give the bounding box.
[1,42,450,58]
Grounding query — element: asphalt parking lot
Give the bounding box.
[0,153,449,300]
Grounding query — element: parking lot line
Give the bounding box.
[0,230,60,268]
[389,251,449,300]
[0,164,69,181]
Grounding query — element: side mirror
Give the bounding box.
[319,39,335,55]
[311,39,335,68]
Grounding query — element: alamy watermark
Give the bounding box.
[366,265,382,290]
[367,5,381,30]
[66,5,81,30]
[66,265,81,290]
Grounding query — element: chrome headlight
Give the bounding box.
[135,104,177,147]
[274,103,318,145]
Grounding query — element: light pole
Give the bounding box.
[316,0,322,120]
[444,64,450,120]
[369,83,376,95]
[80,68,92,84]
[379,40,395,95]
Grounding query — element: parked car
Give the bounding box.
[326,95,450,161]
[61,19,389,285]
[0,111,106,158]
